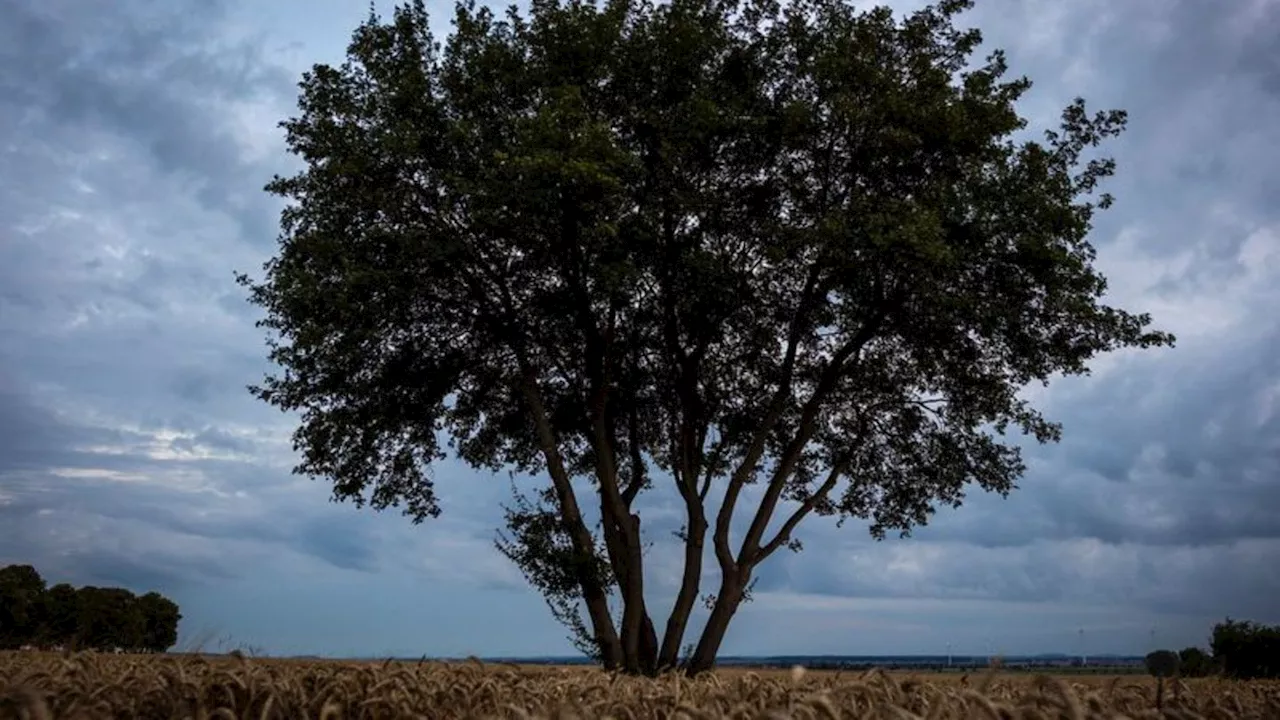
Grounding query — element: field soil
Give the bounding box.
[2,651,1278,719]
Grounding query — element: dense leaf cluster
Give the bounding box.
[241,0,1173,674]
[1176,646,1217,678]
[1145,619,1280,681]
[1211,618,1280,680]
[0,564,181,653]
[1143,649,1179,679]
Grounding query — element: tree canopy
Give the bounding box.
[241,0,1174,675]
[1212,618,1280,680]
[0,564,181,653]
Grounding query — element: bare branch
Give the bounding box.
[712,265,825,573]
[737,294,900,567]
[755,459,847,564]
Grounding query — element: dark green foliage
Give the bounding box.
[1144,649,1179,678]
[0,565,181,652]
[0,565,46,649]
[40,583,79,647]
[1145,649,1180,711]
[1211,618,1280,680]
[495,483,617,661]
[75,587,146,651]
[241,0,1174,674]
[137,592,183,653]
[1178,646,1217,678]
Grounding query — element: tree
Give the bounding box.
[75,587,145,652]
[1211,618,1280,680]
[0,564,47,648]
[0,564,182,652]
[136,591,182,652]
[40,583,79,648]
[239,0,1174,675]
[1144,649,1180,710]
[1177,646,1215,678]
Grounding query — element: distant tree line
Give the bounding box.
[0,564,181,653]
[1149,618,1279,680]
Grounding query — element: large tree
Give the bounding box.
[74,587,146,651]
[240,0,1173,675]
[40,583,80,648]
[0,565,182,652]
[0,564,46,649]
[137,591,183,653]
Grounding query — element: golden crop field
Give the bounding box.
[2,651,1278,719]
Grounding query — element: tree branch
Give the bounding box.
[713,265,827,574]
[621,398,646,506]
[516,368,623,666]
[698,427,726,502]
[737,295,899,567]
[754,457,847,564]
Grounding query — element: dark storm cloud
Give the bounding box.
[0,2,296,411]
[910,321,1280,550]
[0,381,111,473]
[1178,0,1280,98]
[297,517,383,573]
[0,378,389,581]
[52,549,242,596]
[754,533,1280,622]
[0,484,242,593]
[0,459,390,585]
[0,0,293,247]
[182,428,259,455]
[944,0,1280,265]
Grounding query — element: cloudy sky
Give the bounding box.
[1,0,1277,660]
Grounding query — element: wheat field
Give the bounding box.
[2,651,1278,719]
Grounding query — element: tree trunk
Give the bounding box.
[617,513,656,675]
[598,497,659,675]
[518,374,625,669]
[640,609,659,675]
[581,573,624,671]
[685,574,746,676]
[659,511,706,670]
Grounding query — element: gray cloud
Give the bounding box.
[761,536,1280,622]
[0,0,292,246]
[0,377,381,585]
[0,381,115,473]
[297,516,383,573]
